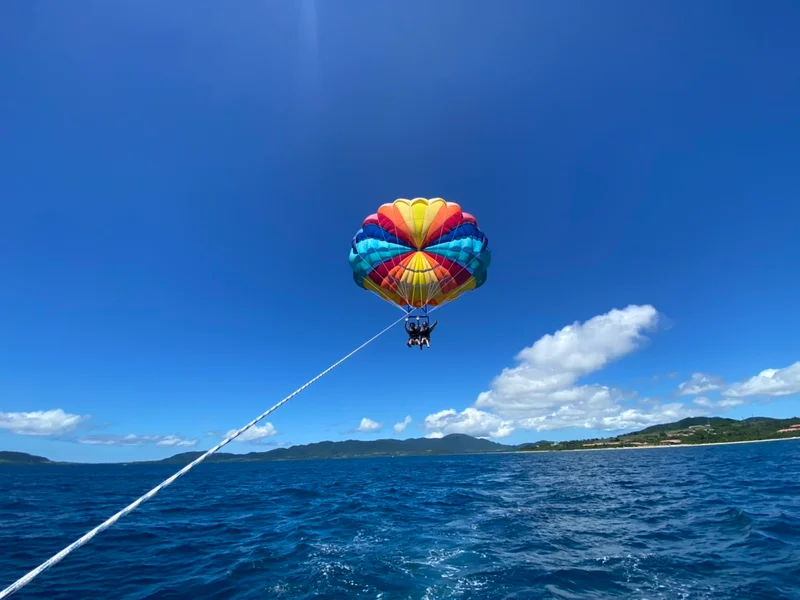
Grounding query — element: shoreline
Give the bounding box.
[514,435,800,454]
[4,434,799,466]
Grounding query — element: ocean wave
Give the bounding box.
[1,441,799,599]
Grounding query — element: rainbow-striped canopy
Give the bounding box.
[349,198,491,308]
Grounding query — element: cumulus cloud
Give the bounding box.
[225,423,278,443]
[78,434,198,447]
[530,402,706,432]
[0,409,88,436]
[355,417,382,432]
[724,362,800,398]
[424,408,514,439]
[466,305,683,432]
[422,305,765,437]
[393,416,412,434]
[676,372,724,396]
[155,435,198,447]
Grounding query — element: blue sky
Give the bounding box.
[1,1,799,463]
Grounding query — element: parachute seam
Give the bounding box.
[357,200,483,309]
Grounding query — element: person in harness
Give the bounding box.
[405,319,421,347]
[417,320,438,348]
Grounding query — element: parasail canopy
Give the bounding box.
[349,197,491,310]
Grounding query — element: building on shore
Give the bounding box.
[582,441,622,447]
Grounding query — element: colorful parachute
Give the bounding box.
[349,198,491,309]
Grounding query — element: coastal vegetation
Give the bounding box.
[0,451,53,465]
[153,433,508,464]
[518,417,800,452]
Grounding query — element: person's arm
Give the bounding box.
[429,321,438,332]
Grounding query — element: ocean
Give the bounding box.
[2,441,799,599]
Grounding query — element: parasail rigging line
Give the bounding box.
[0,311,409,599]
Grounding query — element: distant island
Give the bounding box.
[0,434,512,466]
[1,417,799,465]
[150,433,511,465]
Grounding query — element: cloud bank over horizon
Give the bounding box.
[422,305,798,440]
[3,307,799,450]
[77,433,198,448]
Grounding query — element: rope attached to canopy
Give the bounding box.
[0,312,408,599]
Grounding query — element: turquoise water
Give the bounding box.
[2,441,799,599]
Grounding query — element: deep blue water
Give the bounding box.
[2,441,800,599]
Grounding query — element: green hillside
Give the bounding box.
[155,433,513,465]
[519,416,800,451]
[0,451,52,465]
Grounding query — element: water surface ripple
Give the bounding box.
[2,441,799,598]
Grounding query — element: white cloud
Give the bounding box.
[512,304,658,376]
[690,396,747,411]
[155,435,198,447]
[469,305,675,431]
[393,416,412,434]
[422,305,773,435]
[225,423,278,443]
[516,401,706,432]
[724,362,800,398]
[424,408,515,439]
[717,398,747,408]
[0,409,88,436]
[355,417,382,432]
[78,433,198,447]
[676,372,724,396]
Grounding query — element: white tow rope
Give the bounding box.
[0,313,407,599]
